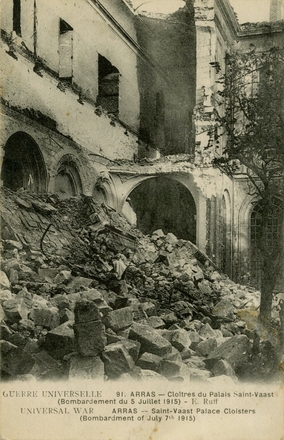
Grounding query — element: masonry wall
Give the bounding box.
[0,0,140,161]
[135,2,196,156]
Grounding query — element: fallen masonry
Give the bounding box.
[0,188,283,382]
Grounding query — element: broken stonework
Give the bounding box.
[120,339,141,363]
[139,302,157,317]
[2,299,27,322]
[103,307,133,332]
[74,321,106,356]
[73,299,106,356]
[206,335,251,371]
[145,316,166,329]
[44,321,75,359]
[30,350,63,379]
[0,270,11,290]
[74,299,101,323]
[158,359,185,378]
[1,340,35,376]
[199,323,217,339]
[196,338,218,357]
[212,298,236,320]
[170,329,192,351]
[211,359,237,378]
[30,305,60,329]
[68,355,105,379]
[101,342,135,378]
[129,323,172,357]
[137,352,162,371]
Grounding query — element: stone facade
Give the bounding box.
[1,0,283,290]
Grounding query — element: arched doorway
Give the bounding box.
[54,156,83,199]
[127,177,196,242]
[1,132,47,193]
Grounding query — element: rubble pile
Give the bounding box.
[0,188,282,382]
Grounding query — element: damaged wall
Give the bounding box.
[0,0,140,162]
[135,2,196,156]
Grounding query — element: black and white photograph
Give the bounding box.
[0,0,284,439]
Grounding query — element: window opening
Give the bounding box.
[13,0,21,36]
[59,19,73,81]
[97,54,119,115]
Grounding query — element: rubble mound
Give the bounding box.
[0,188,282,382]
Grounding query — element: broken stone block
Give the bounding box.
[17,288,34,309]
[74,321,106,356]
[169,363,192,382]
[140,302,157,317]
[0,270,11,290]
[220,325,234,337]
[184,356,207,370]
[152,229,165,238]
[30,305,60,330]
[50,294,71,311]
[137,369,167,381]
[198,280,212,295]
[170,329,192,351]
[199,323,216,339]
[165,232,178,245]
[44,321,75,359]
[120,339,141,363]
[30,350,63,379]
[0,290,13,304]
[159,312,178,327]
[103,307,133,332]
[164,347,183,363]
[67,276,93,292]
[188,331,202,349]
[196,338,218,357]
[0,322,12,340]
[74,299,101,323]
[129,323,172,357]
[137,352,162,371]
[38,268,59,283]
[212,298,236,320]
[146,316,166,329]
[206,335,251,371]
[192,269,204,282]
[1,340,35,376]
[2,299,28,322]
[54,270,72,284]
[188,368,211,382]
[9,268,19,284]
[158,360,184,378]
[59,308,75,324]
[101,342,135,379]
[211,359,237,378]
[32,200,57,215]
[68,355,104,379]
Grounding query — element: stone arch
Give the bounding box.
[1,131,47,193]
[93,171,117,208]
[121,175,197,242]
[53,154,83,199]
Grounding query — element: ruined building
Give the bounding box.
[1,0,284,290]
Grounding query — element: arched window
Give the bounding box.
[54,157,82,199]
[1,132,47,193]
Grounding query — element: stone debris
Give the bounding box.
[0,188,282,382]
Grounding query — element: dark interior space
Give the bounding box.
[1,132,47,193]
[128,177,196,242]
